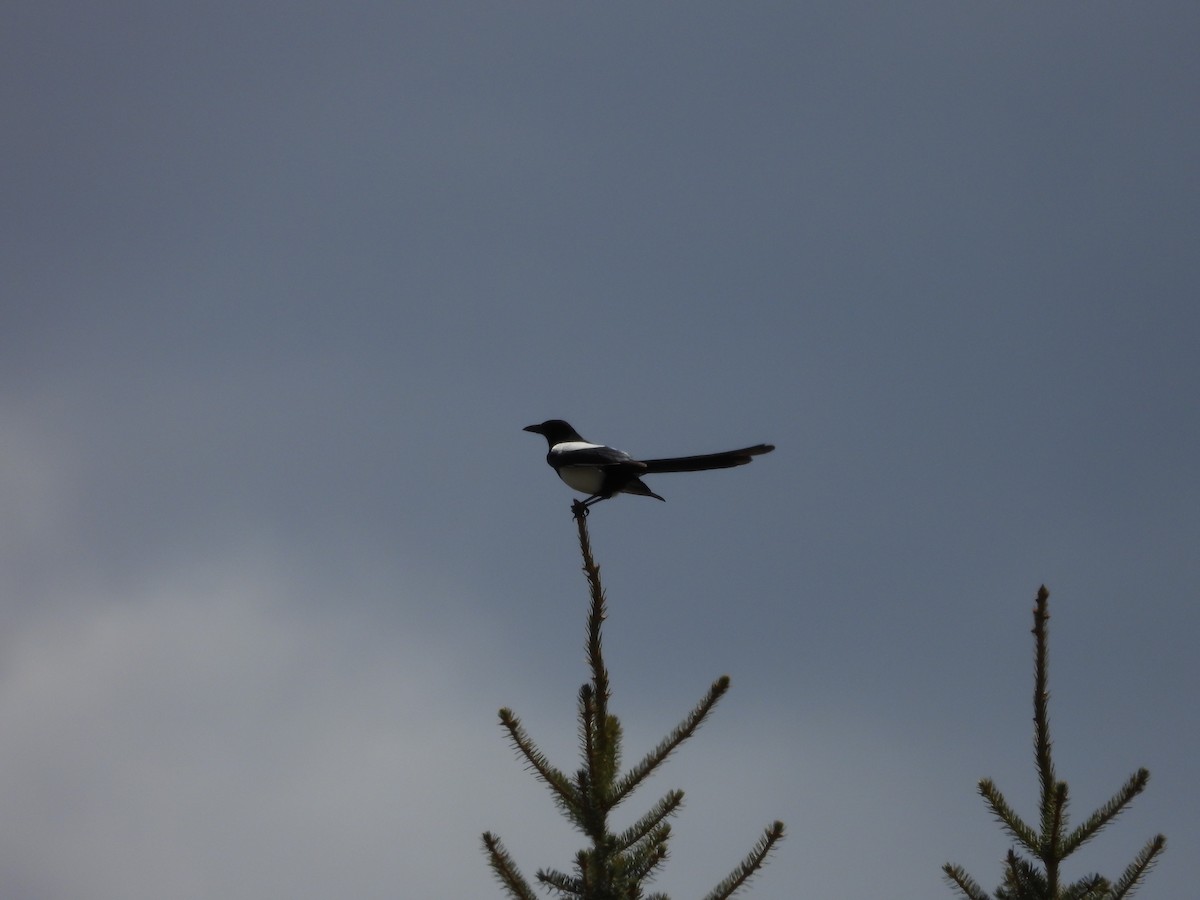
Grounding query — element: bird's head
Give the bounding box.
[523,419,585,446]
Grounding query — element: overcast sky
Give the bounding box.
[3,3,1198,898]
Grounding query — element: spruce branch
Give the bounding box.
[576,769,610,842]
[611,676,730,806]
[1062,769,1149,855]
[536,866,583,896]
[978,778,1039,852]
[942,863,992,900]
[1109,833,1166,900]
[700,821,786,900]
[499,707,580,817]
[482,831,540,900]
[619,825,671,885]
[997,849,1047,900]
[1061,875,1111,900]
[596,714,624,802]
[615,790,685,853]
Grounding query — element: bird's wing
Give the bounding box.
[549,441,644,468]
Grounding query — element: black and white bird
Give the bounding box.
[524,419,774,509]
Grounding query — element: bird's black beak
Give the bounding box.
[523,424,541,434]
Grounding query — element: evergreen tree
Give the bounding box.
[483,501,785,900]
[943,586,1166,900]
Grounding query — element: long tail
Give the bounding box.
[641,443,774,473]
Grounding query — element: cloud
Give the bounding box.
[0,406,75,564]
[0,554,539,900]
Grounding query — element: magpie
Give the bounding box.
[524,419,774,508]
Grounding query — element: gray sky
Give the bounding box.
[3,3,1197,898]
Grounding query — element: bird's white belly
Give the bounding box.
[558,466,605,495]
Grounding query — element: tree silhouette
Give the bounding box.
[943,586,1166,900]
[483,501,784,900]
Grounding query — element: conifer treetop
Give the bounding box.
[943,586,1166,900]
[482,500,785,899]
